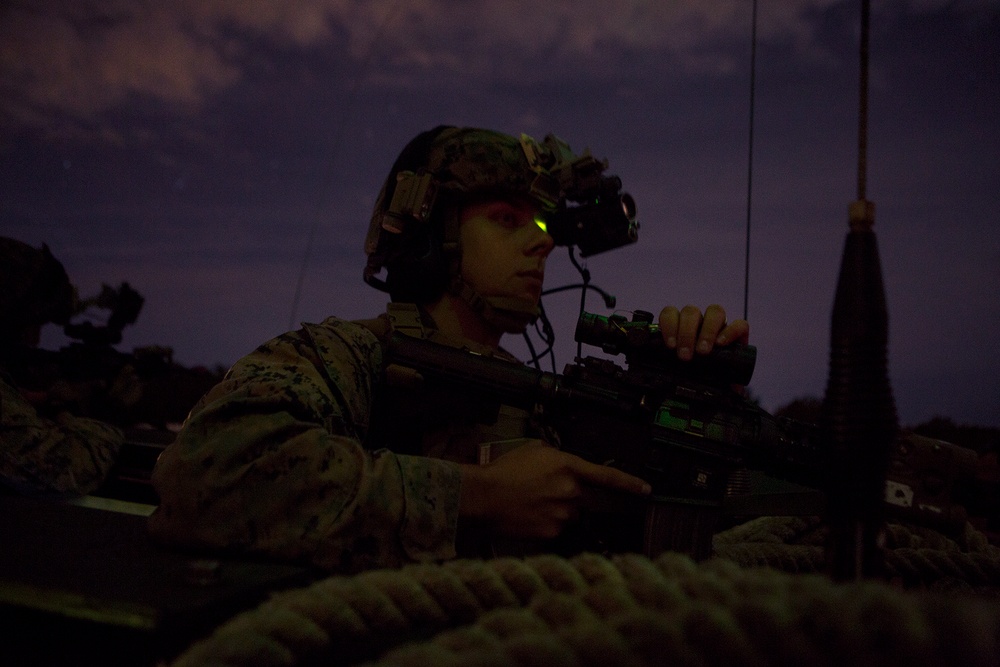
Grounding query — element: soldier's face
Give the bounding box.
[459,198,554,306]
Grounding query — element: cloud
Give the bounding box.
[1,0,989,136]
[0,0,345,134]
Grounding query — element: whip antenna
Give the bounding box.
[743,0,759,321]
[821,0,899,581]
[288,1,403,329]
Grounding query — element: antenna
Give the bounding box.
[821,0,899,581]
[856,0,870,203]
[287,1,403,330]
[743,0,758,321]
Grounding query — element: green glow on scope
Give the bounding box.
[534,217,548,234]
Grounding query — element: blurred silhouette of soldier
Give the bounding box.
[0,237,123,495]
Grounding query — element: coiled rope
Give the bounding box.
[714,517,1000,593]
[169,531,1000,667]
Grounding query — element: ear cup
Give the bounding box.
[380,125,452,218]
[367,125,456,301]
[384,235,451,302]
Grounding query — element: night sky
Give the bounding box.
[2,1,998,427]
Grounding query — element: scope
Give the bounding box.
[574,310,757,387]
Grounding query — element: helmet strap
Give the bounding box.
[448,277,539,334]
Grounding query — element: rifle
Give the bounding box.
[384,310,830,559]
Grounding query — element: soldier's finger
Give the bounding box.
[698,304,728,354]
[658,306,680,348]
[716,319,750,346]
[572,457,651,496]
[677,305,703,361]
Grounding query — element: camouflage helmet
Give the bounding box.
[366,126,558,244]
[363,126,600,303]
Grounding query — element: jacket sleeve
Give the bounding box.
[147,317,462,572]
[1,376,123,495]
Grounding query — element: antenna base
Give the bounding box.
[849,199,876,232]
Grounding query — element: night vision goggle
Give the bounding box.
[520,133,639,257]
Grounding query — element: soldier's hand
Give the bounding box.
[658,304,749,361]
[458,440,650,540]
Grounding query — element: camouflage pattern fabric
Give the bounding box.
[416,127,561,206]
[149,316,475,572]
[0,374,123,495]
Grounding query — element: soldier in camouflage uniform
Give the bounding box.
[0,237,124,495]
[148,127,749,572]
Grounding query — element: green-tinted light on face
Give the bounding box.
[535,217,548,233]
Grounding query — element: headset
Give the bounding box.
[363,125,455,303]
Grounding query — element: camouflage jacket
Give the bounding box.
[0,372,123,495]
[149,312,534,572]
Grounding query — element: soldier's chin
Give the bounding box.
[495,315,534,334]
[482,295,539,333]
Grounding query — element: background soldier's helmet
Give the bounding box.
[363,125,563,304]
[0,237,75,344]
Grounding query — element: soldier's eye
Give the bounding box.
[489,203,521,228]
